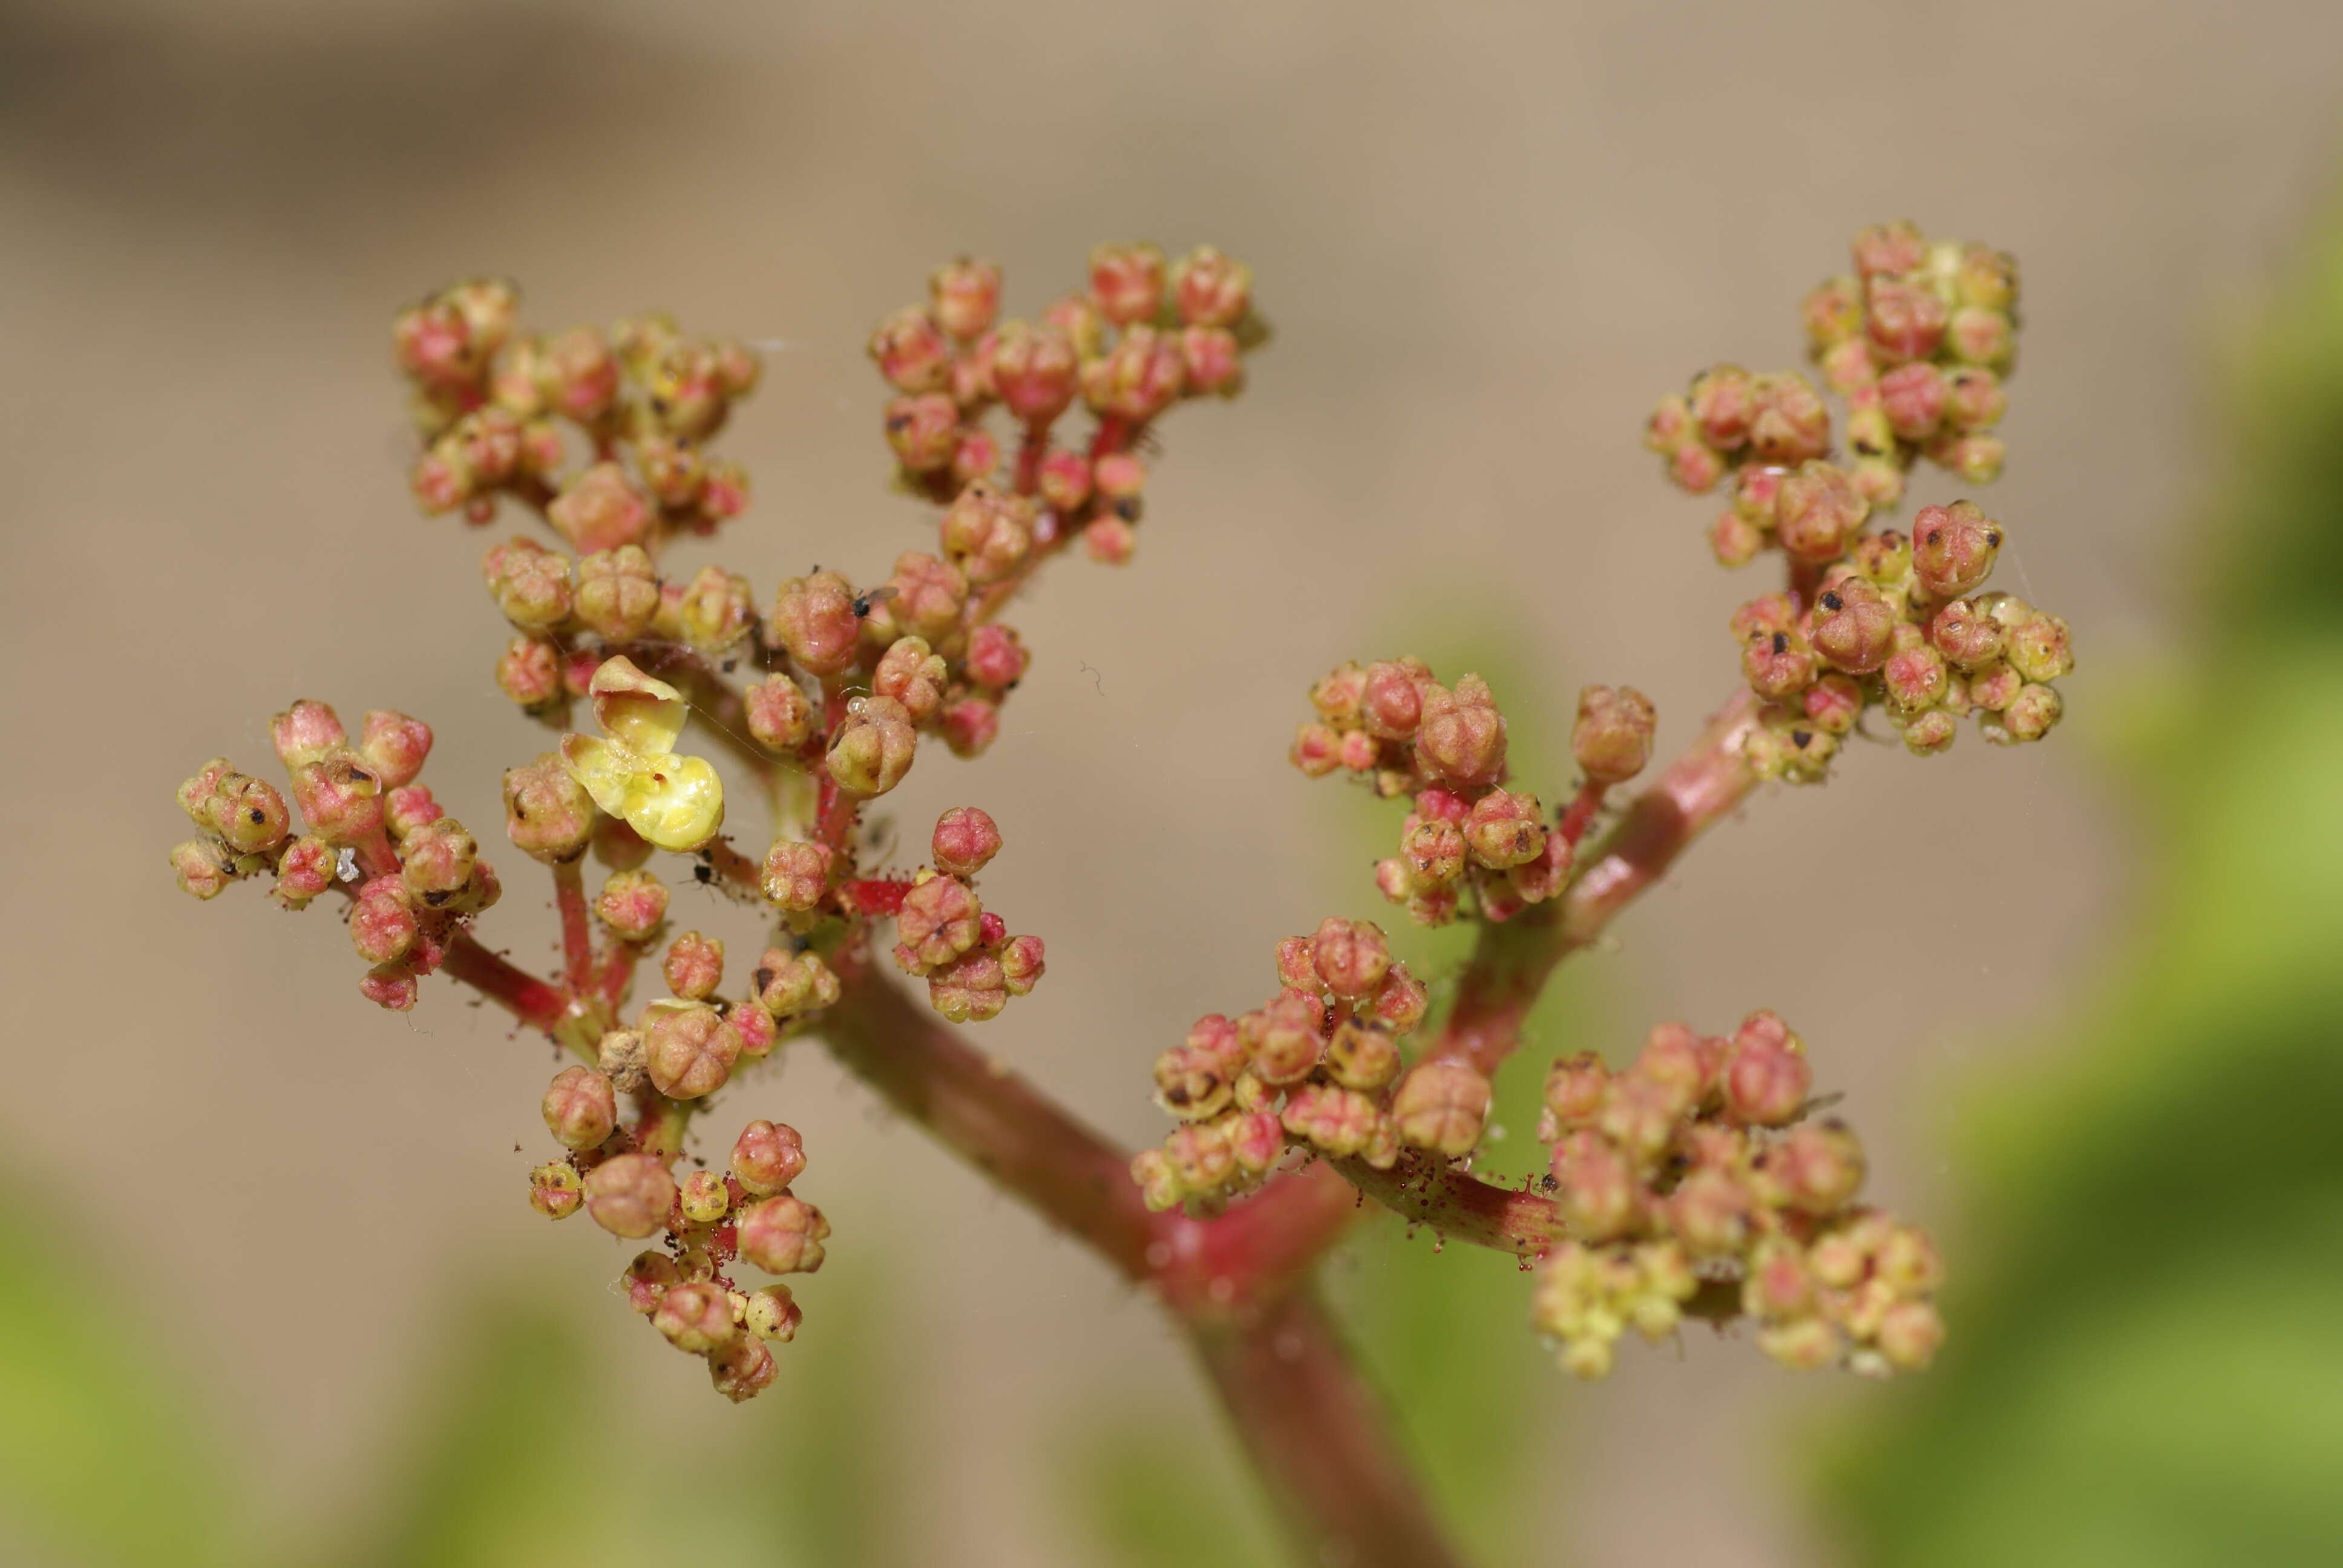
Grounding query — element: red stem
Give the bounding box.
[597,939,640,1009]
[1424,689,1761,1078]
[1011,421,1051,496]
[551,857,595,997]
[1191,1287,1466,1568]
[1555,778,1607,851]
[441,931,568,1034]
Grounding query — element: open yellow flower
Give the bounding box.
[561,656,724,852]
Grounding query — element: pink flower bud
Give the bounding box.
[500,753,594,863]
[879,552,966,642]
[1572,685,1657,785]
[868,305,950,393]
[1746,373,1831,465]
[1801,274,1864,348]
[743,677,813,752]
[169,838,235,900]
[1911,501,2002,599]
[654,1281,736,1354]
[748,949,840,1021]
[1864,278,1948,364]
[929,258,1001,341]
[1852,220,1928,279]
[574,546,659,641]
[676,1169,732,1226]
[1946,304,2013,369]
[1802,673,1864,735]
[1550,1130,1639,1241]
[1668,440,1726,494]
[1878,361,1947,442]
[1806,581,1894,676]
[963,625,1029,692]
[644,1001,744,1099]
[1688,366,1754,450]
[1089,241,1167,326]
[1544,1051,1610,1127]
[1309,917,1391,998]
[1179,325,1244,396]
[873,637,948,722]
[1290,724,1341,777]
[585,1152,677,1239]
[827,695,917,797]
[583,876,663,952]
[1991,681,2062,743]
[770,570,861,677]
[270,835,335,907]
[939,693,1000,758]
[1246,994,1326,1085]
[1358,660,1426,740]
[732,1119,808,1197]
[883,391,962,472]
[494,635,563,712]
[1415,675,1507,788]
[1742,628,1818,702]
[925,947,1006,1022]
[271,701,347,769]
[1774,460,1869,564]
[998,933,1044,996]
[937,482,1035,586]
[932,806,1002,877]
[1367,964,1430,1033]
[397,817,477,907]
[1172,244,1251,327]
[989,321,1080,425]
[546,463,652,554]
[738,1194,830,1274]
[661,930,723,1000]
[894,874,981,974]
[1709,509,1765,567]
[542,1065,617,1151]
[1391,1060,1492,1156]
[1722,1039,1810,1126]
[1945,366,2007,431]
[1037,449,1093,511]
[705,1331,777,1401]
[1767,1121,1867,1214]
[1881,644,1949,716]
[1081,325,1187,422]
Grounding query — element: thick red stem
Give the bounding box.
[1191,1287,1466,1568]
[839,877,914,917]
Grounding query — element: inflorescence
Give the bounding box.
[169,246,1263,1397]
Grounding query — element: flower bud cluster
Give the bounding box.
[869,244,1265,569]
[842,807,1045,1025]
[1644,222,2022,567]
[172,699,500,1010]
[1725,501,2073,777]
[1290,659,1656,926]
[535,1100,825,1402]
[396,279,758,538]
[1130,918,1437,1215]
[1528,1013,1943,1381]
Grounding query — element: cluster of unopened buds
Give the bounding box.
[1134,918,1434,1213]
[171,699,490,1010]
[1293,662,1656,926]
[1530,1011,1940,1380]
[171,242,1257,1400]
[1634,221,2071,773]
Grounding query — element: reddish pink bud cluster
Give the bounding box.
[868,808,1044,1025]
[1291,661,1654,926]
[1530,1013,1942,1380]
[539,1106,824,1402]
[172,699,497,1009]
[1645,222,2020,568]
[396,279,758,537]
[868,243,1264,568]
[1725,500,2072,775]
[1132,918,1437,1214]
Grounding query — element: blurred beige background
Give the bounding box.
[4,1,2339,1563]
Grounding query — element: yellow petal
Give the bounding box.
[623,751,724,852]
[559,732,641,820]
[590,655,689,756]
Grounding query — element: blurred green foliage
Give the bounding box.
[1817,203,2343,1564]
